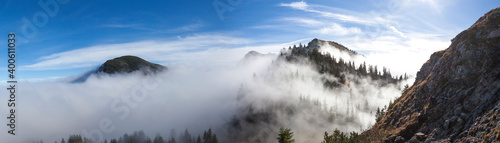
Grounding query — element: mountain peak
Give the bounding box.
[72,55,166,83]
[238,51,276,66]
[307,38,359,56]
[97,55,166,74]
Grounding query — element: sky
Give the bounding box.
[0,0,499,80]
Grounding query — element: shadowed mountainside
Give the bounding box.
[364,7,500,143]
[72,55,166,83]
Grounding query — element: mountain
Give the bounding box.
[284,38,404,88]
[96,55,166,74]
[364,7,500,142]
[237,51,276,66]
[72,55,166,83]
[224,38,407,142]
[307,38,359,56]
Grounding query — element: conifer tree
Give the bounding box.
[196,136,201,143]
[277,126,295,143]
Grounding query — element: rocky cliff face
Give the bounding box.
[365,7,500,142]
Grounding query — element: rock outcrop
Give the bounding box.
[365,7,500,142]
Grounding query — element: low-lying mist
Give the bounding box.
[2,46,408,143]
[224,52,405,142]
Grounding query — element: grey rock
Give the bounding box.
[394,136,405,143]
[416,132,427,141]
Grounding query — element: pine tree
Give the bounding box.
[212,135,218,143]
[277,126,295,143]
[322,132,333,143]
[167,137,176,143]
[67,135,83,143]
[196,136,201,143]
[322,129,349,143]
[375,107,383,122]
[61,138,65,143]
[179,129,193,143]
[201,128,218,143]
[153,135,165,143]
[402,84,410,94]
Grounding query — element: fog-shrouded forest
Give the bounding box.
[22,41,410,143]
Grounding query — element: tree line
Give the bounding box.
[281,44,409,89]
[277,126,369,143]
[36,129,218,143]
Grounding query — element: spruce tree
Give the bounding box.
[277,126,295,143]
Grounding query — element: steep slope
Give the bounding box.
[365,7,500,142]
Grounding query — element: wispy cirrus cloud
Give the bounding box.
[22,34,297,71]
[313,23,362,36]
[167,21,204,33]
[282,17,324,27]
[279,1,308,10]
[101,20,204,34]
[389,26,406,38]
[278,1,441,39]
[23,34,250,70]
[279,1,378,25]
[101,24,142,28]
[275,1,456,76]
[281,17,363,36]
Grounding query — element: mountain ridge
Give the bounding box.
[96,55,166,74]
[307,38,359,56]
[364,7,500,142]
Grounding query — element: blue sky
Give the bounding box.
[1,0,499,80]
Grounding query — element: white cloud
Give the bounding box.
[337,35,450,76]
[313,23,362,36]
[22,34,302,71]
[283,17,324,27]
[101,21,204,34]
[277,1,457,77]
[101,24,141,28]
[279,1,308,10]
[168,21,204,33]
[280,1,378,25]
[389,26,406,38]
[251,25,281,29]
[22,34,252,70]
